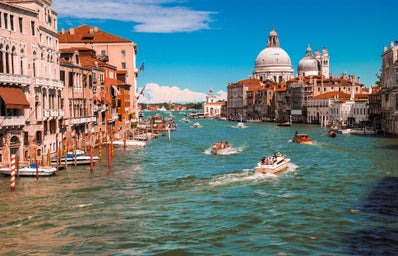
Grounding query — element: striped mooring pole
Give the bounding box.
[10,154,16,191]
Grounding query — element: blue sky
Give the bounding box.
[54,0,397,103]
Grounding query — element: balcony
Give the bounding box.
[0,73,31,85]
[70,116,97,125]
[94,105,107,112]
[43,109,65,119]
[34,77,64,89]
[0,115,26,127]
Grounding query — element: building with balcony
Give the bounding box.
[0,0,61,166]
[380,40,398,134]
[58,25,138,118]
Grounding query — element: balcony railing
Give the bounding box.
[34,77,64,89]
[0,73,31,85]
[0,115,26,126]
[43,109,65,119]
[70,116,97,125]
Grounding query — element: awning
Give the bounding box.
[111,85,121,96]
[0,87,30,109]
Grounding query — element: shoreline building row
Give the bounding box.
[225,27,387,132]
[0,0,140,167]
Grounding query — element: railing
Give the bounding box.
[70,116,97,125]
[0,73,31,85]
[43,109,65,118]
[34,77,64,89]
[0,115,26,126]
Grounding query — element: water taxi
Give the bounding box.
[292,132,313,144]
[254,152,290,174]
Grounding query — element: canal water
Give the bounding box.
[1,113,398,255]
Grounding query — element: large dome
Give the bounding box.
[253,27,294,82]
[255,47,292,67]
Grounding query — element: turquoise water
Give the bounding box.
[1,113,398,255]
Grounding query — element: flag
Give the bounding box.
[138,62,144,72]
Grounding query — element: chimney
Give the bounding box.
[357,75,361,84]
[94,27,99,32]
[70,28,75,35]
[61,28,65,34]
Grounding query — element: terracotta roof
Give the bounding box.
[59,25,132,43]
[311,91,350,99]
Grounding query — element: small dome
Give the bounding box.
[298,57,318,72]
[322,46,328,56]
[314,49,320,57]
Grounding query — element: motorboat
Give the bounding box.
[51,149,100,166]
[254,152,290,174]
[292,132,313,144]
[236,122,247,128]
[211,141,230,155]
[0,165,56,177]
[277,121,291,127]
[328,130,336,137]
[113,139,146,147]
[193,122,200,128]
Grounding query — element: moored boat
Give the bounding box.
[292,132,313,144]
[254,152,290,174]
[51,149,100,166]
[113,139,146,147]
[0,165,56,177]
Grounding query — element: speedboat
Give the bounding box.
[328,130,336,137]
[236,122,246,128]
[0,165,56,177]
[193,122,200,128]
[211,141,230,155]
[254,152,290,174]
[292,132,313,144]
[51,149,100,166]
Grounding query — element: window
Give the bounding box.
[31,21,35,36]
[121,50,126,57]
[121,62,126,69]
[101,50,106,56]
[4,13,8,29]
[10,15,14,31]
[60,70,65,81]
[18,17,23,33]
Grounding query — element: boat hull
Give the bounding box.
[0,166,56,177]
[51,156,100,166]
[113,140,146,147]
[254,159,290,174]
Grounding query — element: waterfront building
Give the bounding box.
[287,74,364,123]
[308,91,369,127]
[203,89,225,118]
[367,86,382,130]
[0,0,62,166]
[59,47,103,149]
[58,25,138,119]
[226,78,262,120]
[253,27,294,83]
[380,40,398,134]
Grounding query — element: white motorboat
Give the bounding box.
[211,141,231,155]
[113,139,146,147]
[236,122,247,128]
[193,122,200,128]
[51,149,100,166]
[254,152,290,174]
[0,165,56,177]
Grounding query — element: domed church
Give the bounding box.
[297,44,330,78]
[253,27,294,83]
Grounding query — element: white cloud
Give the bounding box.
[137,83,226,103]
[53,0,215,33]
